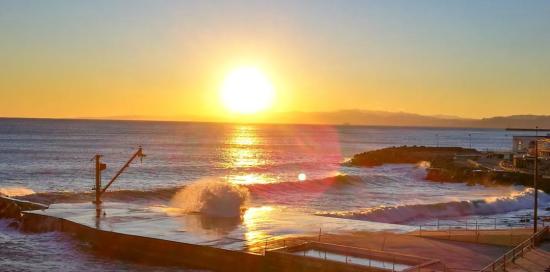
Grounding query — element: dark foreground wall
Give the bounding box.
[20,212,266,272]
[19,212,380,272]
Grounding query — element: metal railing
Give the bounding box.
[479,226,548,272]
[246,236,311,255]
[265,239,438,272]
[414,217,548,247]
[417,216,547,234]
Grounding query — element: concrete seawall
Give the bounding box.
[19,211,265,272]
[2,197,433,272]
[19,211,404,272]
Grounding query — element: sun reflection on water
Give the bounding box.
[243,206,274,245]
[226,173,273,185]
[231,149,261,168]
[222,125,276,184]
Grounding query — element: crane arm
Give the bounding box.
[100,147,145,195]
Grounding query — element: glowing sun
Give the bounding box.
[220,67,275,114]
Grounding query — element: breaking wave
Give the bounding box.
[16,187,182,205]
[247,174,364,194]
[170,178,250,217]
[317,188,550,224]
[0,187,36,197]
[12,174,370,205]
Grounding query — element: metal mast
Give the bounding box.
[93,147,145,217]
[533,127,539,233]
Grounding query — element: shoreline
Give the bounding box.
[2,194,549,271]
[346,146,550,193]
[4,116,548,131]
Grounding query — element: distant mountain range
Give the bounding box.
[81,110,550,129]
[270,110,550,129]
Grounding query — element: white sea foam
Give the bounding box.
[317,188,550,224]
[170,178,250,217]
[0,187,35,197]
[416,161,431,169]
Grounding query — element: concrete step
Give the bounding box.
[506,249,550,272]
[538,240,550,253]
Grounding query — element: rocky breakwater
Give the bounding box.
[0,194,49,228]
[346,146,550,193]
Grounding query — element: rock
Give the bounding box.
[347,146,479,167]
[7,220,20,229]
[0,201,22,219]
[348,146,550,193]
[1,195,48,219]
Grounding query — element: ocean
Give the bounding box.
[1,118,548,271]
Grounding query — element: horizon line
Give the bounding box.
[1,115,549,130]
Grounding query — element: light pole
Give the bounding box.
[469,133,472,149]
[533,126,539,233]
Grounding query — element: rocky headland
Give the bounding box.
[347,146,550,193]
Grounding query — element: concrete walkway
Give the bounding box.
[504,248,550,272]
[280,232,508,270]
[408,227,550,272]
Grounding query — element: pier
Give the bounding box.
[7,200,429,272]
[2,195,550,271]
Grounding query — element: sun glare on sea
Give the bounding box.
[220,67,275,114]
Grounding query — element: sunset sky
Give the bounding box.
[1,0,549,122]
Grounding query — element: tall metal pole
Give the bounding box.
[533,127,539,233]
[94,154,102,217]
[469,133,472,149]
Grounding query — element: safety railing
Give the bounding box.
[478,226,548,272]
[270,240,437,272]
[413,216,548,247]
[417,216,547,233]
[247,236,311,255]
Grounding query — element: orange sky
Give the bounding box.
[1,1,549,122]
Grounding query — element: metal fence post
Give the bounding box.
[510,226,514,246]
[476,220,479,242]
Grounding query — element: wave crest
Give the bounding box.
[317,188,550,224]
[170,178,250,217]
[0,187,35,197]
[17,187,180,204]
